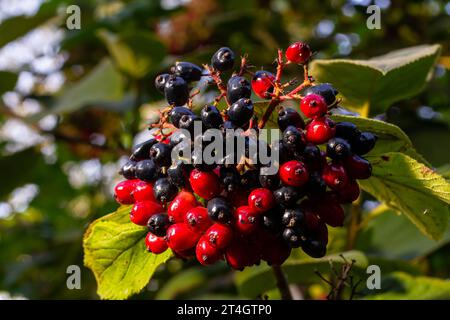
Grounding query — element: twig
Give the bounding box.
[272,265,293,300]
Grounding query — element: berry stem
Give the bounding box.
[204,64,231,107]
[275,49,285,83]
[257,97,280,129]
[272,265,293,300]
[345,196,362,250]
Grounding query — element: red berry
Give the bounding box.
[145,233,168,254]
[336,180,360,203]
[280,160,309,187]
[234,206,260,234]
[248,188,275,213]
[305,117,336,144]
[130,201,164,226]
[167,190,198,223]
[185,206,212,234]
[316,196,345,227]
[251,70,275,99]
[300,93,327,118]
[225,237,255,270]
[166,223,201,252]
[322,162,348,190]
[114,180,137,204]
[173,247,196,260]
[343,155,372,180]
[285,42,312,64]
[189,169,221,200]
[258,233,291,266]
[133,181,155,202]
[196,237,223,266]
[227,188,249,208]
[205,223,233,249]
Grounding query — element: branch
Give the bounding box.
[272,265,293,300]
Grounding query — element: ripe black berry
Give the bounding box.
[130,138,157,161]
[179,114,202,136]
[167,160,190,187]
[169,106,195,128]
[165,75,190,106]
[302,83,338,106]
[207,197,232,223]
[120,160,136,179]
[273,186,302,208]
[301,143,321,165]
[201,105,223,129]
[300,238,326,258]
[278,107,305,132]
[282,125,305,152]
[135,159,157,182]
[227,76,251,104]
[153,178,178,203]
[150,142,172,167]
[219,167,240,192]
[335,121,360,141]
[172,61,203,82]
[155,74,170,94]
[351,131,377,155]
[259,169,280,190]
[282,228,303,247]
[147,213,170,237]
[227,98,254,127]
[306,172,327,195]
[211,47,235,72]
[281,208,305,228]
[326,137,352,160]
[262,208,283,233]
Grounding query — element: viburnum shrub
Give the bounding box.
[113,41,377,269]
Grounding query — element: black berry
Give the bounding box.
[211,47,235,71]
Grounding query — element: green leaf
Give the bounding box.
[360,152,450,241]
[41,58,124,117]
[155,268,208,300]
[83,206,172,300]
[0,71,18,94]
[357,204,450,260]
[310,45,441,114]
[235,250,368,298]
[252,101,279,129]
[97,29,166,78]
[363,272,450,300]
[330,114,429,165]
[0,0,61,48]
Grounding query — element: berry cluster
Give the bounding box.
[113,42,377,270]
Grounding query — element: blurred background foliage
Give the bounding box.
[0,0,449,299]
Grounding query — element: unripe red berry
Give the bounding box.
[185,206,212,234]
[204,223,233,249]
[227,188,249,208]
[343,155,372,180]
[189,169,221,200]
[336,179,360,203]
[234,206,260,234]
[305,117,336,144]
[130,201,164,226]
[167,190,198,223]
[133,181,155,202]
[166,223,201,252]
[300,93,327,118]
[225,237,255,270]
[248,188,275,213]
[285,42,312,64]
[322,162,348,190]
[145,233,168,254]
[280,160,309,187]
[251,70,275,99]
[316,195,345,227]
[257,231,291,266]
[114,180,137,204]
[196,237,223,266]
